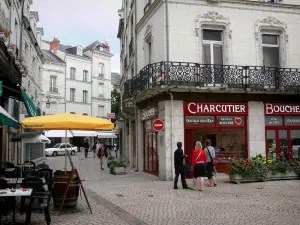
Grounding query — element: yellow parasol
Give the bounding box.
[21,113,114,130]
[21,114,114,171]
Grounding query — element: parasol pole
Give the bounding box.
[65,130,67,173]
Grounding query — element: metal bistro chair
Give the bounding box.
[23,170,40,179]
[38,169,53,191]
[0,178,13,224]
[23,161,36,172]
[0,169,5,178]
[36,163,50,170]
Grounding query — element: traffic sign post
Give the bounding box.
[152,119,164,132]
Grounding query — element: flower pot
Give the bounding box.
[112,167,125,175]
[229,174,257,184]
[268,171,298,180]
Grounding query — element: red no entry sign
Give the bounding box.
[152,119,164,132]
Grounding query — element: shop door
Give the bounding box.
[185,130,193,178]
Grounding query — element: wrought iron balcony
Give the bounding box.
[122,62,300,100]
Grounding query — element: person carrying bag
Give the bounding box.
[204,139,217,187]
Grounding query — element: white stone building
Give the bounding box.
[119,0,300,180]
[41,38,113,118]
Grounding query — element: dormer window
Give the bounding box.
[77,46,83,56]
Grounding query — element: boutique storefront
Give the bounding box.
[184,102,248,173]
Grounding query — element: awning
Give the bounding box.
[20,89,39,117]
[0,105,19,128]
[97,131,117,139]
[71,130,98,137]
[45,130,73,138]
[12,132,51,144]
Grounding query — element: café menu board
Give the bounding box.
[216,116,244,126]
[185,116,214,126]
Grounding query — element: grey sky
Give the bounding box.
[31,0,122,73]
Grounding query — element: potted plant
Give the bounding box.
[109,159,126,175]
[267,159,296,180]
[107,156,115,168]
[251,155,269,181]
[0,28,12,42]
[228,157,257,183]
[290,161,300,178]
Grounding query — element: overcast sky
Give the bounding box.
[31,0,122,73]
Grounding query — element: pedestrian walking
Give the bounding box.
[114,144,119,159]
[98,143,105,170]
[96,140,101,159]
[192,141,207,191]
[174,142,188,189]
[92,141,97,158]
[83,139,90,158]
[204,139,217,187]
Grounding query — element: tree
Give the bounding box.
[111,88,121,124]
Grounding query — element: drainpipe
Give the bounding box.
[19,0,25,59]
[169,91,174,180]
[165,0,170,62]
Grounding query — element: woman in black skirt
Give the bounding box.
[192,141,207,191]
[204,139,217,187]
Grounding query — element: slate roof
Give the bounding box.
[42,50,65,63]
[83,40,106,52]
[111,72,121,86]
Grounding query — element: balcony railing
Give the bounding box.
[123,62,300,100]
[49,87,58,93]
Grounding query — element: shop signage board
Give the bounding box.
[216,116,245,126]
[152,119,164,131]
[284,116,300,126]
[185,116,214,126]
[141,106,158,121]
[265,103,300,115]
[107,113,115,119]
[184,102,248,116]
[265,116,283,126]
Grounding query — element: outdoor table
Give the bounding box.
[0,188,32,224]
[5,168,15,172]
[5,178,48,191]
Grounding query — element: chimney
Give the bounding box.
[105,41,110,53]
[50,37,60,54]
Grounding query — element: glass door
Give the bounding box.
[279,130,288,161]
[291,130,300,161]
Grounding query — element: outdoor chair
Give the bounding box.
[23,161,36,172]
[4,167,21,178]
[38,169,53,191]
[0,169,4,178]
[23,170,40,178]
[36,163,50,170]
[24,191,51,225]
[0,178,13,222]
[6,162,14,168]
[21,177,44,214]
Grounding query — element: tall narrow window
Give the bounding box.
[262,34,280,67]
[99,64,104,77]
[70,88,75,102]
[99,83,104,96]
[202,29,223,65]
[70,67,76,79]
[147,41,152,64]
[50,76,57,92]
[83,90,88,103]
[98,106,104,117]
[28,80,31,91]
[83,70,88,82]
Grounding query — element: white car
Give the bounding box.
[45,143,78,156]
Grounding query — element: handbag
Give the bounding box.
[206,148,217,174]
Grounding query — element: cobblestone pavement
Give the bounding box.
[44,152,300,225]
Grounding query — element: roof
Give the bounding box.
[42,50,65,64]
[111,72,121,86]
[83,40,106,52]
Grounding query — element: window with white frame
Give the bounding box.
[83,70,88,82]
[262,34,280,67]
[70,88,75,102]
[83,90,88,103]
[50,76,57,92]
[70,67,76,79]
[99,83,104,96]
[202,29,223,65]
[28,80,31,91]
[98,106,105,117]
[99,64,104,77]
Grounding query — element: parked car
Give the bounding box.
[45,143,78,156]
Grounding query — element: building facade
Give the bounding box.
[119,0,300,180]
[41,38,113,118]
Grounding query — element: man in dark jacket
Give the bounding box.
[174,142,188,189]
[83,139,90,158]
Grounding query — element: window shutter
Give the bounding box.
[213,45,223,65]
[203,44,211,64]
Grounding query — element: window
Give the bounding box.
[70,67,76,79]
[70,112,75,114]
[99,83,104,96]
[262,34,280,67]
[28,80,30,91]
[77,47,83,56]
[98,106,104,117]
[70,88,75,102]
[83,90,88,103]
[202,29,223,65]
[147,41,152,64]
[50,76,57,92]
[99,64,104,77]
[83,70,88,82]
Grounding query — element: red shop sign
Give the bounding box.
[152,119,164,132]
[184,102,248,116]
[265,103,300,115]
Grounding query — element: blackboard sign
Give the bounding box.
[265,116,283,126]
[216,116,244,126]
[185,116,214,126]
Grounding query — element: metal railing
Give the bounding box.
[49,87,58,93]
[123,62,300,100]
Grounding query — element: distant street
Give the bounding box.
[42,152,300,225]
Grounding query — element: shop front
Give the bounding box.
[184,102,248,173]
[142,105,159,176]
[265,103,300,162]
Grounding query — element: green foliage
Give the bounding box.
[111,88,120,124]
[290,161,300,178]
[109,159,126,173]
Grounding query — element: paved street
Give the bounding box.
[39,152,300,225]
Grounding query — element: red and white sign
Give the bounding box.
[184,102,248,116]
[265,103,300,115]
[152,119,164,132]
[107,113,115,119]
